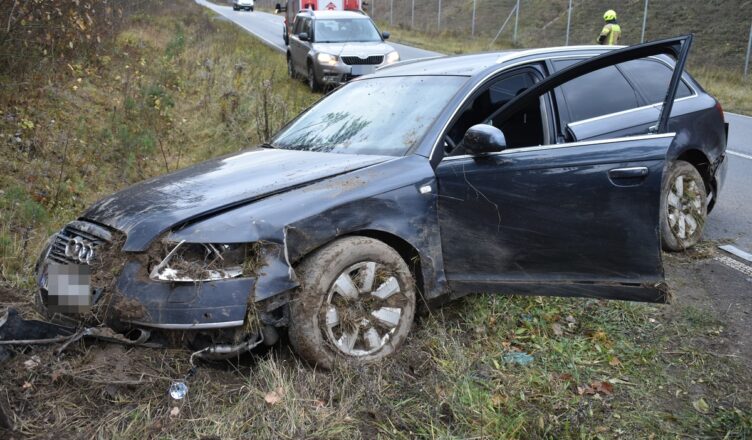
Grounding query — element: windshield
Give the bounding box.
[272,76,467,156]
[314,18,381,43]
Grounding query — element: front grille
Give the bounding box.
[48,221,113,265]
[342,55,384,65]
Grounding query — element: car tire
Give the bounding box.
[287,56,296,79]
[307,64,320,93]
[289,236,416,369]
[660,160,707,251]
[250,6,254,11]
[233,6,238,11]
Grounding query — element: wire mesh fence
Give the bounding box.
[252,0,751,79]
[363,0,751,78]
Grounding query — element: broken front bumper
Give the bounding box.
[36,222,296,330]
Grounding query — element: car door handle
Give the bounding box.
[608,167,649,179]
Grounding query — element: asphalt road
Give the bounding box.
[195,0,439,60]
[197,0,751,254]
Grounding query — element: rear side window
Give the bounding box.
[618,59,693,104]
[553,60,639,122]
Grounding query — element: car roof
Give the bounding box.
[373,45,619,77]
[297,10,369,20]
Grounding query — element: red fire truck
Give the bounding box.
[276,0,364,45]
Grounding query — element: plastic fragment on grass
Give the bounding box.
[502,351,534,365]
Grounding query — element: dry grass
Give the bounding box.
[0,0,316,291]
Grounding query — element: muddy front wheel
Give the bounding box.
[289,236,416,369]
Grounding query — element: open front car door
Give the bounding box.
[436,35,693,303]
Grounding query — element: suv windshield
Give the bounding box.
[273,76,467,156]
[314,18,381,43]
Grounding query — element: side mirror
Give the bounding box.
[462,124,507,154]
[381,31,390,40]
[298,32,309,41]
[274,3,287,13]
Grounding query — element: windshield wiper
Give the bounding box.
[259,142,277,149]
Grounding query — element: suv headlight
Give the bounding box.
[385,51,400,64]
[316,53,338,66]
[149,241,254,282]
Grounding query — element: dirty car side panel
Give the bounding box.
[436,135,673,303]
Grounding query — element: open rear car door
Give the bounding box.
[436,35,693,302]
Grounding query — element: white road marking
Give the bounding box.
[728,150,752,160]
[727,112,752,120]
[719,244,752,263]
[714,254,752,279]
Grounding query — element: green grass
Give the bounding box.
[3,293,749,438]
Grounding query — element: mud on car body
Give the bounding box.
[34,36,727,368]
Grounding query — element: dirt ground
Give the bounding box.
[663,248,752,365]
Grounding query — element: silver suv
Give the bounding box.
[286,10,399,92]
[232,0,254,11]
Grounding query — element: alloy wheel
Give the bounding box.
[320,261,409,357]
[667,173,704,240]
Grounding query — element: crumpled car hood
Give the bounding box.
[83,148,392,251]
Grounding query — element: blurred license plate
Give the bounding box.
[47,263,92,313]
[351,65,375,76]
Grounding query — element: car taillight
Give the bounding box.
[715,100,724,121]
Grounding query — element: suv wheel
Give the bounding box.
[660,160,707,251]
[307,64,320,92]
[287,56,296,79]
[289,236,416,369]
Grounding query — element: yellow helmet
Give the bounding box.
[603,9,617,21]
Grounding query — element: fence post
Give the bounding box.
[411,0,415,28]
[565,0,572,46]
[438,0,441,31]
[513,0,520,43]
[745,22,752,79]
[641,0,649,43]
[471,0,476,37]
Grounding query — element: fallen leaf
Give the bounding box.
[592,380,613,395]
[23,356,41,370]
[693,398,710,414]
[609,357,622,367]
[552,323,563,336]
[264,387,285,405]
[169,406,180,417]
[491,393,507,407]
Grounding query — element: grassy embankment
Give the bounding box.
[0,1,316,293]
[0,1,750,439]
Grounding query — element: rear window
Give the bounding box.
[553,61,639,122]
[618,59,693,104]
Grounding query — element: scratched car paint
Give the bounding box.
[30,36,728,366]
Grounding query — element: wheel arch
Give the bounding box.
[675,148,715,210]
[347,230,425,300]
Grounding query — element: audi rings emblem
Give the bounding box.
[64,236,95,264]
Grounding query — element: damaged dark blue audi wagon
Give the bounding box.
[33,36,728,368]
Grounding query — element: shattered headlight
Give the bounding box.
[149,241,253,282]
